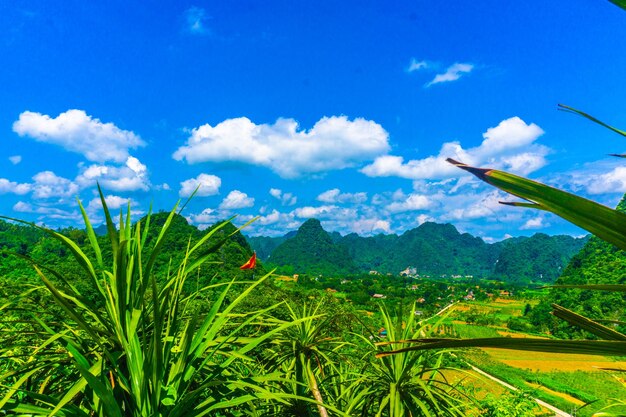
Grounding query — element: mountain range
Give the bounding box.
[247,219,588,283]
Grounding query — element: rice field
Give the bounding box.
[444,300,626,416]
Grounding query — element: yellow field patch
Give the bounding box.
[496,330,534,338]
[481,348,626,372]
[438,369,506,399]
[492,297,521,304]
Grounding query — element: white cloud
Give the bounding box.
[521,217,547,230]
[361,153,461,179]
[317,188,367,204]
[219,190,255,210]
[179,173,221,197]
[292,205,356,220]
[269,188,282,199]
[31,171,79,199]
[416,214,435,225]
[188,208,219,225]
[553,159,626,197]
[293,205,338,219]
[442,190,505,221]
[361,116,546,180]
[13,201,78,219]
[184,6,209,35]
[477,117,545,158]
[13,109,145,163]
[172,116,390,178]
[350,218,391,234]
[385,193,431,213]
[9,155,21,165]
[581,165,626,195]
[426,62,474,87]
[269,188,297,206]
[258,209,282,225]
[75,156,151,192]
[0,178,30,195]
[87,195,132,212]
[407,58,428,72]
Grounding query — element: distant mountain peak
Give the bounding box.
[298,218,324,232]
[247,218,587,282]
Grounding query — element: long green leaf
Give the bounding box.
[558,103,626,137]
[551,304,626,341]
[376,338,626,357]
[65,344,123,417]
[447,158,626,251]
[97,183,119,258]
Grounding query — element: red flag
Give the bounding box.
[240,252,256,270]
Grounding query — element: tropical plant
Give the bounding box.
[363,304,469,417]
[260,301,347,417]
[0,188,296,416]
[479,391,539,417]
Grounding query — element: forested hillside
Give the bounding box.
[268,218,357,275]
[0,213,261,290]
[248,219,587,282]
[537,195,626,337]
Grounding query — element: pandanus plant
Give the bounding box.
[0,187,301,417]
[361,304,468,417]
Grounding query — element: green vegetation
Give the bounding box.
[0,191,478,416]
[250,219,586,283]
[493,233,587,283]
[5,3,626,414]
[466,352,626,417]
[268,218,357,276]
[479,392,539,417]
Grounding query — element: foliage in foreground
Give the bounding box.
[0,193,296,417]
[0,189,473,416]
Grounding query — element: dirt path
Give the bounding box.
[469,364,573,417]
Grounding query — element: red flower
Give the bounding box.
[240,252,256,270]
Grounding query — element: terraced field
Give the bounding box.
[439,300,626,416]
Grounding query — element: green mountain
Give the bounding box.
[492,233,587,283]
[379,222,496,276]
[268,218,357,276]
[246,231,296,261]
[338,232,398,272]
[247,220,587,281]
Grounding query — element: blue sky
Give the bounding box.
[2,1,626,240]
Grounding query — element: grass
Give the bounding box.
[464,350,626,417]
[453,324,501,339]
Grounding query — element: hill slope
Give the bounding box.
[268,219,357,276]
[248,220,587,281]
[546,196,626,332]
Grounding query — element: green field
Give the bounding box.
[440,300,626,416]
